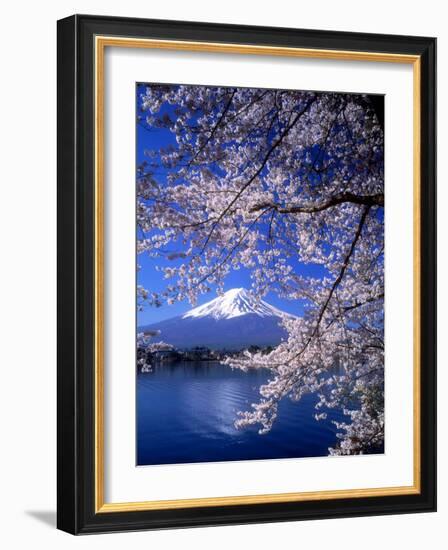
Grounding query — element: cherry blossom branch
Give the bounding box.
[249,192,383,215]
[199,97,317,254]
[185,90,236,168]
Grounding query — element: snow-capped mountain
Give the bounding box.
[183,287,291,320]
[139,288,295,350]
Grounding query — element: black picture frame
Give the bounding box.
[57,14,436,534]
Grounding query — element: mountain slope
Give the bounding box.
[139,288,295,350]
[182,287,290,320]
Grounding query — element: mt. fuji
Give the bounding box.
[139,288,296,350]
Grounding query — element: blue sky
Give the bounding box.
[136,84,328,326]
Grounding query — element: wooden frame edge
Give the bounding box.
[97,486,420,513]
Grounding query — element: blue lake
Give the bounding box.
[137,361,347,466]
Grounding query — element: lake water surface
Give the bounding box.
[137,361,347,466]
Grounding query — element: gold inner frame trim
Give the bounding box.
[94,35,421,513]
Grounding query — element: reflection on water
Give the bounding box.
[137,361,346,466]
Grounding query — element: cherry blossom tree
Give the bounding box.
[137,84,384,455]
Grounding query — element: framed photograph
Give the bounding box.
[57,14,436,534]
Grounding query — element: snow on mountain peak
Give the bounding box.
[182,288,294,320]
